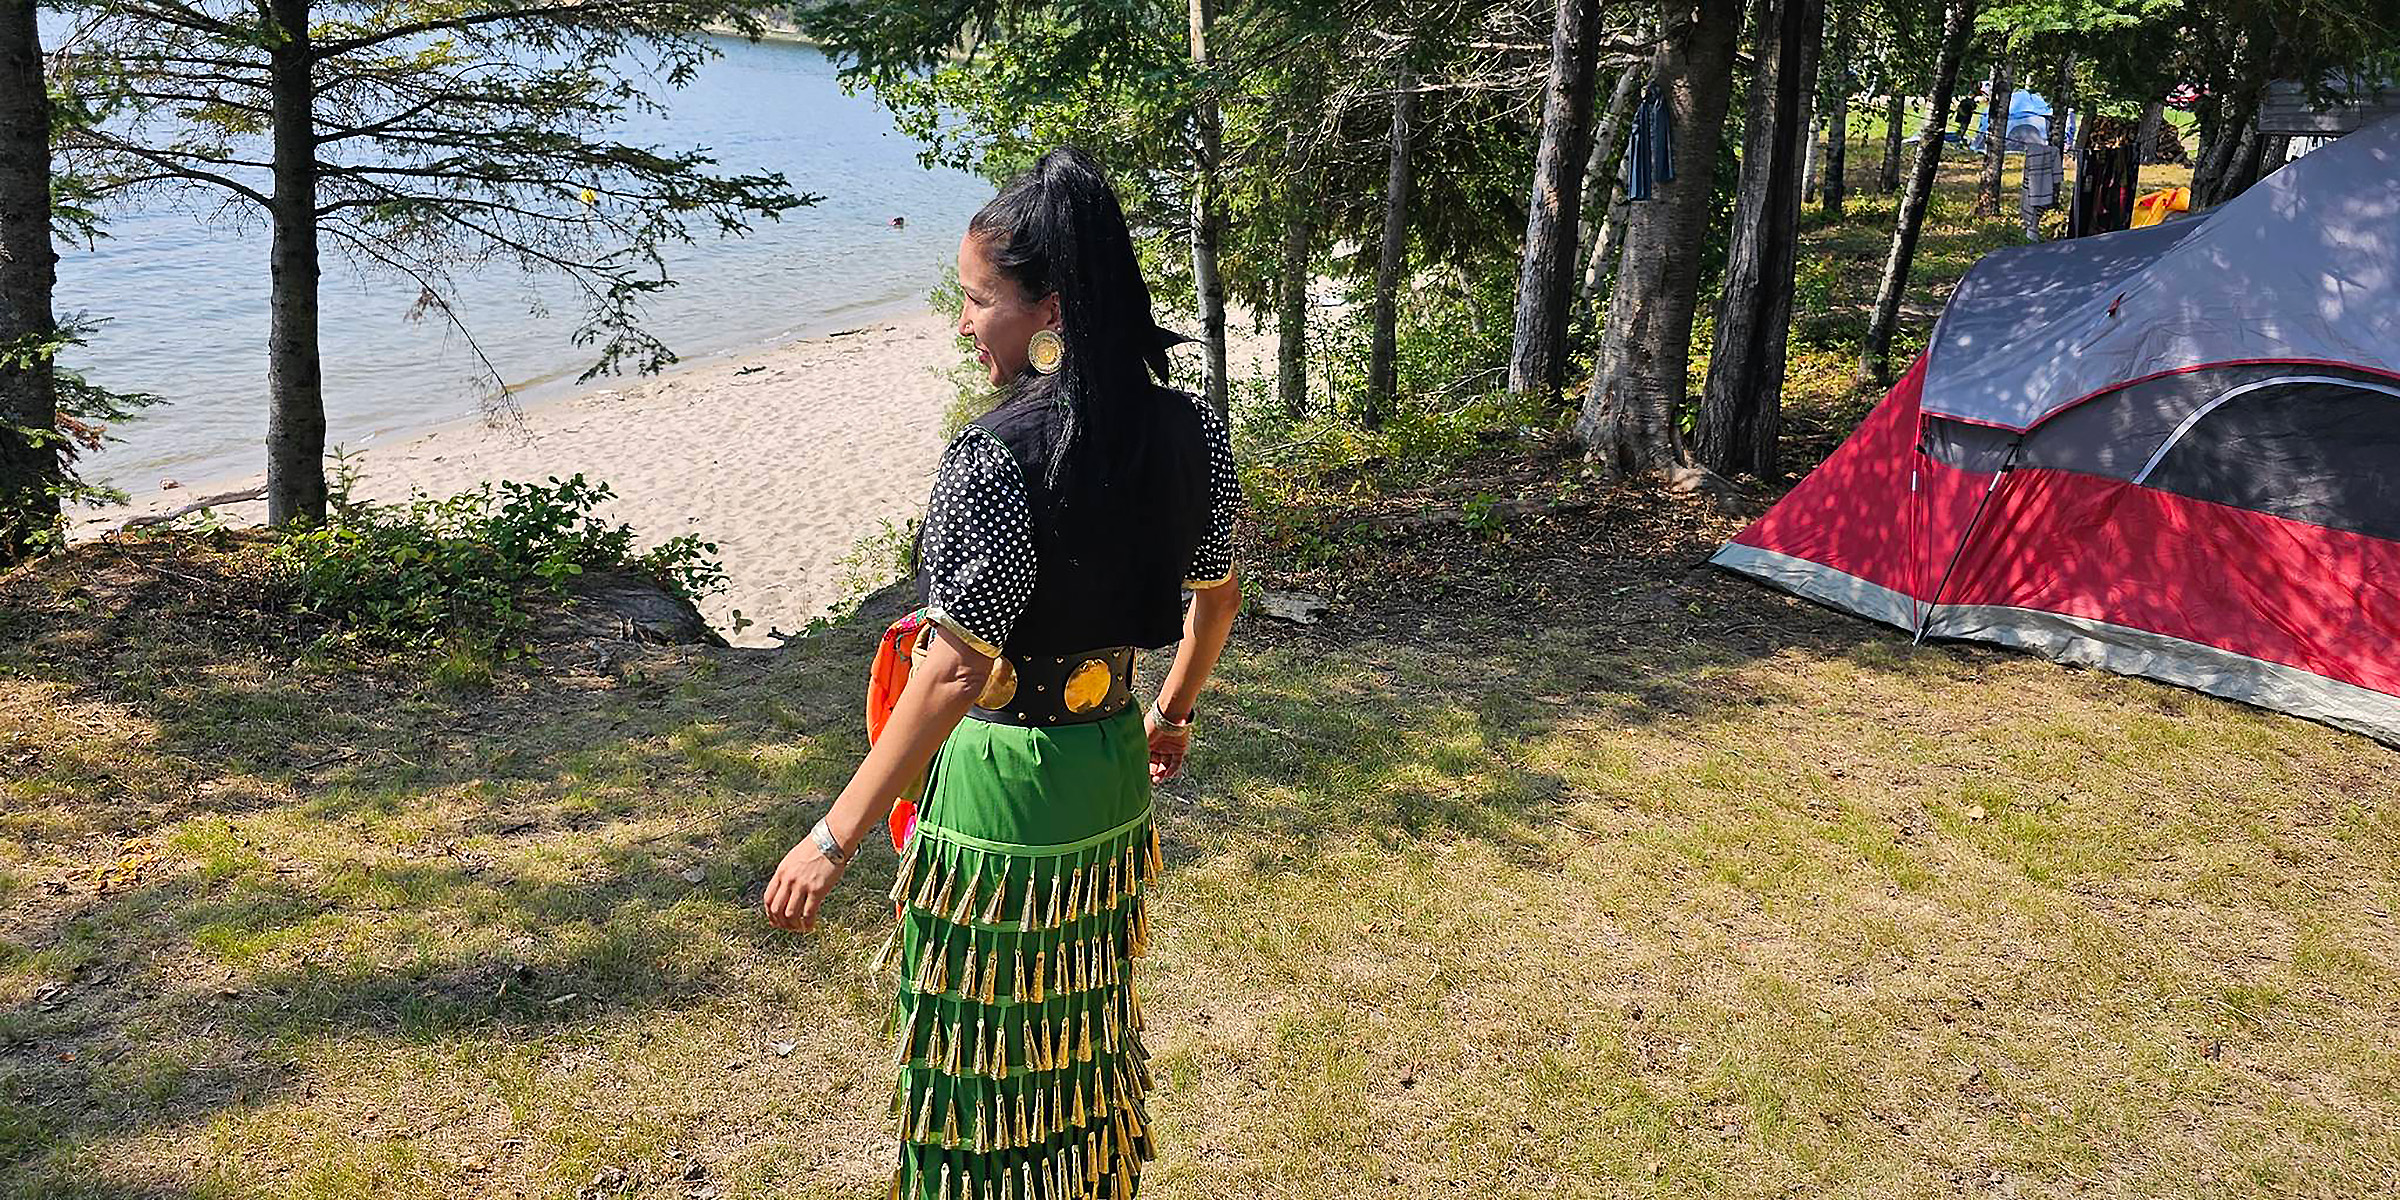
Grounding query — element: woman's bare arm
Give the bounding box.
[763,626,991,931]
[1147,571,1241,780]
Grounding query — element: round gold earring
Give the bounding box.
[1027,328,1065,375]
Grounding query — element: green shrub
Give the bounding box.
[271,474,725,648]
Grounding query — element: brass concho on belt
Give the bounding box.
[976,657,1018,709]
[1062,657,1113,713]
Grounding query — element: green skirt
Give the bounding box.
[877,707,1160,1199]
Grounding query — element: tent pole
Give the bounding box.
[1914,440,2021,644]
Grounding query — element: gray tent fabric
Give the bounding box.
[1922,112,2400,431]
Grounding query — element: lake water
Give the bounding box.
[55,35,992,491]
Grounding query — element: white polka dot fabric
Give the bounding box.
[920,392,1241,653]
[918,426,1037,656]
[1186,396,1240,588]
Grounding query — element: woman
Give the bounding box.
[761,146,1242,1199]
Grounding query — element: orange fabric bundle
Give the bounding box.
[2130,186,2190,229]
[867,609,928,851]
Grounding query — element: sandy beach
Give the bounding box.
[78,310,967,647]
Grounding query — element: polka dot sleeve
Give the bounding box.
[1185,395,1240,588]
[918,427,1036,657]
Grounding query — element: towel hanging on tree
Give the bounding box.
[1624,86,1676,201]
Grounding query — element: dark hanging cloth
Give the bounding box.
[2070,115,2141,238]
[1623,86,1675,200]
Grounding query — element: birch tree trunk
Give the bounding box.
[1188,0,1229,416]
[1860,0,1976,385]
[1574,0,1744,473]
[0,0,57,560]
[1365,57,1415,429]
[1694,0,1823,479]
[266,0,328,525]
[1573,68,1640,291]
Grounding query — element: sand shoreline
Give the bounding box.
[77,309,968,648]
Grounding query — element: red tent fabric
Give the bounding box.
[1715,117,2400,744]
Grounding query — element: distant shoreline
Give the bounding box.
[701,20,820,48]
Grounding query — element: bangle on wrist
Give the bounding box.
[811,817,851,866]
[1150,698,1195,732]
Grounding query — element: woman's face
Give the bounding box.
[957,232,1061,387]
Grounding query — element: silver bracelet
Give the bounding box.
[810,818,851,866]
[1149,698,1195,732]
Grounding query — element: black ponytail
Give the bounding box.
[966,147,1172,503]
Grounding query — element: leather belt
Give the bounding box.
[967,646,1140,727]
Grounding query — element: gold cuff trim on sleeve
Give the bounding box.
[921,607,1004,659]
[1183,568,1236,590]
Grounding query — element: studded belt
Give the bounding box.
[967,646,1140,728]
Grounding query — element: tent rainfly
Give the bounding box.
[1713,113,2400,743]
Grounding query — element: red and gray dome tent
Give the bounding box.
[1714,113,2400,744]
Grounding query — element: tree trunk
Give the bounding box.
[1188,0,1229,416]
[1573,0,1743,473]
[1573,68,1640,290]
[1694,0,1823,479]
[1275,131,1316,420]
[1801,113,1823,201]
[2194,80,2263,206]
[1821,3,1852,218]
[1365,57,1415,429]
[2135,98,2166,164]
[2218,114,2267,199]
[1975,58,2010,216]
[1860,0,1976,385]
[1508,0,1608,402]
[265,0,327,525]
[0,0,57,561]
[1879,91,1904,192]
[2046,55,2076,209]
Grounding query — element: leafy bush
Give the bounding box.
[271,473,724,648]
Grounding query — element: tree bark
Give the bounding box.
[0,0,57,561]
[1879,91,1904,193]
[1573,0,1743,473]
[264,0,327,525]
[1821,3,1853,217]
[1975,58,2010,216]
[1801,113,1823,202]
[1573,68,1640,291]
[1365,56,1415,429]
[2135,98,2166,164]
[1188,0,1229,417]
[1694,0,1823,479]
[2048,52,2075,208]
[1275,131,1317,420]
[1860,0,1976,385]
[1508,0,1607,403]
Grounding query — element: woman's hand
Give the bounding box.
[1145,708,1192,784]
[763,838,847,933]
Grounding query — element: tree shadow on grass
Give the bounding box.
[0,543,922,1197]
[1160,474,1888,879]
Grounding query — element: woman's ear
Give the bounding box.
[1039,292,1063,332]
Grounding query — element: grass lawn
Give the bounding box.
[3,162,2392,1200]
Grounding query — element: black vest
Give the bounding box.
[918,387,1210,656]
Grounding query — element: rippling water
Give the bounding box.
[57,35,991,491]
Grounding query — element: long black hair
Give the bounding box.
[967,147,1174,504]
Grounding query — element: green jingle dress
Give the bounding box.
[875,387,1238,1200]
